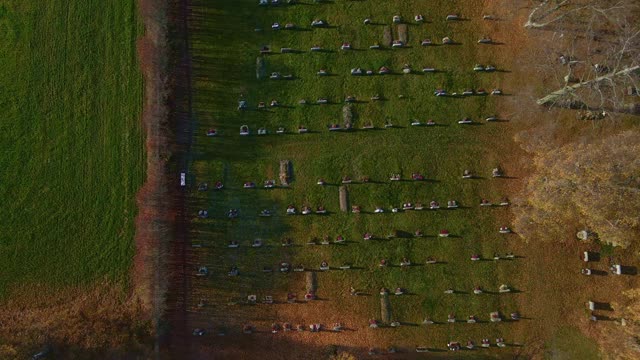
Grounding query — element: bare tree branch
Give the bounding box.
[524,0,584,29]
[527,0,640,115]
[537,65,640,106]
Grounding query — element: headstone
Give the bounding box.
[576,230,589,241]
[577,230,596,241]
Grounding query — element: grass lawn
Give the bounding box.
[0,1,143,295]
[187,0,523,354]
[545,327,601,360]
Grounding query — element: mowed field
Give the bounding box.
[186,0,527,357]
[0,1,143,295]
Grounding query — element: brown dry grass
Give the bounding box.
[0,282,152,359]
[582,275,640,360]
[134,0,173,347]
[494,1,640,358]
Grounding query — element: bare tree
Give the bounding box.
[524,0,585,29]
[513,130,640,248]
[525,0,640,117]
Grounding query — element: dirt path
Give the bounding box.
[161,0,194,358]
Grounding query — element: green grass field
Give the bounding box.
[0,1,143,295]
[545,327,601,360]
[187,0,525,353]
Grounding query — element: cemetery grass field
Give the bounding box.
[185,0,531,355]
[0,1,144,295]
[0,0,617,357]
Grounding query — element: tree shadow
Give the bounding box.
[311,49,336,54]
[399,322,420,327]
